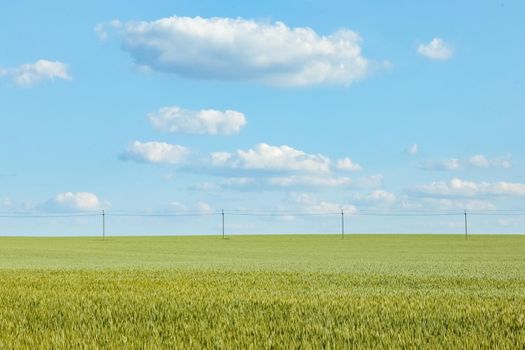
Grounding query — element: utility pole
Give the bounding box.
[464,209,468,240]
[221,209,225,239]
[102,209,106,240]
[341,209,345,239]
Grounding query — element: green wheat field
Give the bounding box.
[0,234,524,348]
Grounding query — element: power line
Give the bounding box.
[106,213,219,217]
[0,213,100,218]
[1,209,524,218]
[1,208,523,238]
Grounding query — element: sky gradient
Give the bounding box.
[1,1,524,235]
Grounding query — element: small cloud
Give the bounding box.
[288,193,357,214]
[418,158,460,171]
[469,154,512,169]
[2,59,72,87]
[336,157,363,172]
[417,38,453,60]
[120,141,190,164]
[170,201,187,211]
[94,23,108,41]
[149,106,247,136]
[44,192,108,212]
[1,197,13,209]
[468,154,490,168]
[498,156,512,169]
[355,190,397,206]
[410,178,525,198]
[402,197,497,211]
[405,143,418,155]
[0,197,36,211]
[94,20,122,41]
[169,201,214,213]
[196,202,213,213]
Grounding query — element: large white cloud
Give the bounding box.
[149,106,246,135]
[210,143,331,173]
[412,178,525,198]
[47,192,105,211]
[120,141,190,164]
[417,38,453,60]
[111,16,371,86]
[1,59,71,87]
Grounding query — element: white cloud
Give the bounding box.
[417,38,453,60]
[170,201,187,211]
[149,106,247,135]
[405,143,418,155]
[468,154,490,168]
[94,23,108,41]
[196,202,213,213]
[336,157,362,172]
[356,190,397,205]
[2,60,72,87]
[112,16,371,86]
[468,154,511,169]
[412,178,525,198]
[95,20,122,41]
[418,154,511,171]
[0,197,37,211]
[289,193,357,213]
[498,157,512,169]
[120,141,190,164]
[48,192,106,211]
[1,197,13,210]
[211,143,331,173]
[168,201,213,213]
[121,140,369,190]
[418,158,460,171]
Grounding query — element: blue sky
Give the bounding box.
[1,0,524,235]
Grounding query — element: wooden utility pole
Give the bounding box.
[102,209,106,240]
[464,209,468,240]
[221,209,225,239]
[341,209,345,239]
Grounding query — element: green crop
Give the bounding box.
[0,235,523,348]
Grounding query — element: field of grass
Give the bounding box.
[0,234,524,348]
